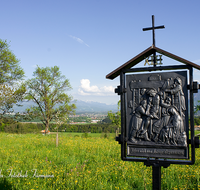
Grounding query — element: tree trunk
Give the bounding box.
[45,121,49,134]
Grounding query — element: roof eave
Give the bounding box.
[106,45,200,80]
[106,46,155,80]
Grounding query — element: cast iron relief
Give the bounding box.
[126,71,188,159]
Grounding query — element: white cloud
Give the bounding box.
[101,86,114,93]
[69,35,89,47]
[80,79,100,92]
[78,79,115,96]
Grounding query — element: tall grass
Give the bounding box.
[0,133,199,189]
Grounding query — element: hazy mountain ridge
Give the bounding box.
[13,100,118,113]
[12,91,200,114]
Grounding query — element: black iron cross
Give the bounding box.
[143,15,165,67]
[143,15,165,46]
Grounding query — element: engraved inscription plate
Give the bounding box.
[127,146,186,159]
[126,71,188,159]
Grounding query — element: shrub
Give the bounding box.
[81,133,89,138]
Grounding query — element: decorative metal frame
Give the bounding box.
[117,65,198,167]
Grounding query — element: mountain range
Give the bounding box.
[13,100,118,113]
[11,91,200,114]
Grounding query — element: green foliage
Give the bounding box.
[0,122,43,134]
[0,122,118,134]
[0,39,25,114]
[195,100,200,113]
[194,100,200,125]
[0,39,24,84]
[25,66,76,132]
[194,116,200,125]
[100,116,112,124]
[64,123,117,133]
[68,116,91,123]
[0,84,26,114]
[81,132,89,138]
[0,115,16,125]
[101,132,110,139]
[107,100,121,128]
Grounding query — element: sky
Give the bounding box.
[1,0,200,105]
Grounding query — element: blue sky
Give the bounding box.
[1,1,200,105]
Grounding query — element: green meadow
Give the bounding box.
[0,132,200,190]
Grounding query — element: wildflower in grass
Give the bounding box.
[0,133,199,189]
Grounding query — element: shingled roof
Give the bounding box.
[106,45,200,80]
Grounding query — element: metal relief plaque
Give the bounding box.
[126,71,188,159]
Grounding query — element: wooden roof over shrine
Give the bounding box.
[106,45,200,80]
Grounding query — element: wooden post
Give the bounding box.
[56,132,58,147]
[116,127,120,137]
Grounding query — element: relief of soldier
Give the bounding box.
[128,76,187,146]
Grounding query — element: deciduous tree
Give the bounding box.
[25,66,76,133]
[195,100,200,114]
[107,100,121,128]
[0,39,25,114]
[0,84,26,114]
[0,39,24,84]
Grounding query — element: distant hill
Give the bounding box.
[73,100,118,113]
[12,91,200,114]
[13,100,118,113]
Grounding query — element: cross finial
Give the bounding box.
[143,15,165,67]
[143,15,165,46]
